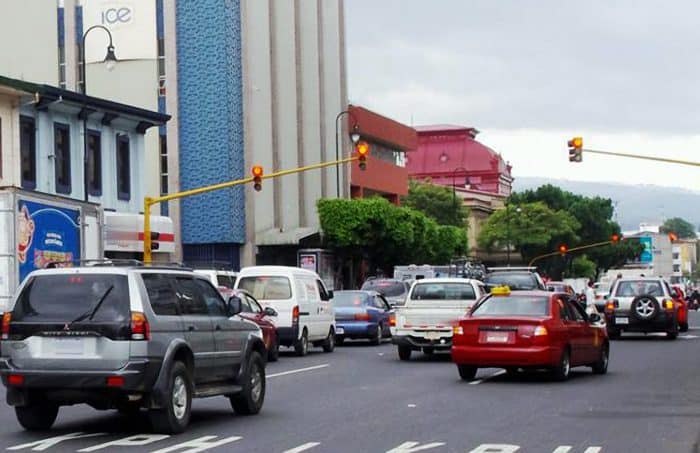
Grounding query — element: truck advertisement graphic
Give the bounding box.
[17,200,80,282]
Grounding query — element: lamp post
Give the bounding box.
[451,166,468,224]
[505,202,522,266]
[80,25,117,202]
[334,110,360,198]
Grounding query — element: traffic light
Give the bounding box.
[568,136,583,162]
[356,141,370,170]
[252,165,263,191]
[611,233,621,243]
[150,232,160,251]
[558,244,568,255]
[668,232,679,242]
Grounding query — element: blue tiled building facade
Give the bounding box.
[176,0,245,267]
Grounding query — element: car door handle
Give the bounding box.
[188,325,196,331]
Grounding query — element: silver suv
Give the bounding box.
[0,264,268,433]
[604,277,678,340]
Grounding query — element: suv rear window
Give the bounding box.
[360,279,407,297]
[484,273,539,290]
[238,276,292,300]
[472,296,550,317]
[410,283,476,300]
[615,280,664,297]
[13,274,130,322]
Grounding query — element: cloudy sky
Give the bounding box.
[345,1,700,191]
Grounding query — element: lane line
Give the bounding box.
[268,364,329,378]
[469,370,506,385]
[282,442,321,453]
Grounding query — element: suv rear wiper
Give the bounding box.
[67,285,115,328]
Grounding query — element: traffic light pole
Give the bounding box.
[528,240,613,268]
[581,148,700,168]
[143,155,360,263]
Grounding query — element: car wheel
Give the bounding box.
[552,349,571,381]
[371,324,382,346]
[592,343,609,375]
[630,295,660,321]
[322,327,335,352]
[294,328,309,356]
[267,335,280,362]
[457,365,477,381]
[149,361,192,434]
[15,403,59,431]
[398,345,412,361]
[667,330,678,340]
[423,347,434,355]
[230,351,265,415]
[680,322,689,333]
[336,336,345,346]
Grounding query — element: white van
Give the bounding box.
[235,266,336,356]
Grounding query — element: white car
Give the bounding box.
[193,269,238,291]
[391,278,486,360]
[235,266,336,356]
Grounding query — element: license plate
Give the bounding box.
[52,338,84,355]
[616,317,629,325]
[425,331,442,340]
[336,327,344,335]
[486,332,510,343]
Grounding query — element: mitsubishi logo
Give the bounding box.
[63,323,70,331]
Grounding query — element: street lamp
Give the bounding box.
[81,25,118,201]
[451,167,469,224]
[505,202,522,266]
[335,110,360,198]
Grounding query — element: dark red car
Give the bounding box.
[219,287,280,361]
[451,288,609,381]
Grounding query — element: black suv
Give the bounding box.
[0,265,268,433]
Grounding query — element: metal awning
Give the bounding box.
[256,227,319,246]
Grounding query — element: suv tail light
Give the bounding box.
[292,305,300,327]
[663,299,675,310]
[354,312,370,321]
[389,314,396,327]
[605,299,619,312]
[1,312,11,340]
[130,312,150,340]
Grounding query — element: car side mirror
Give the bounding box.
[326,290,334,300]
[264,307,278,317]
[227,296,242,316]
[589,313,602,323]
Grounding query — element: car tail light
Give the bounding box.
[106,376,125,387]
[8,374,23,386]
[354,312,370,321]
[1,312,11,340]
[664,299,675,310]
[389,314,396,327]
[453,326,464,336]
[534,326,548,336]
[130,312,150,340]
[292,305,300,326]
[605,300,618,312]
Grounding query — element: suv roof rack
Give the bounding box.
[46,259,144,268]
[185,260,237,271]
[487,266,538,272]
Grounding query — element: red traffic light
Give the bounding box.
[611,233,621,243]
[251,165,263,191]
[558,244,568,255]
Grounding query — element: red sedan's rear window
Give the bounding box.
[472,296,550,317]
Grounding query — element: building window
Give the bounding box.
[116,134,131,200]
[54,123,71,194]
[157,38,166,97]
[159,134,168,195]
[57,6,66,88]
[20,116,36,190]
[87,130,102,196]
[673,264,681,273]
[0,117,3,179]
[672,252,680,260]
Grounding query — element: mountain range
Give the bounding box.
[512,177,700,232]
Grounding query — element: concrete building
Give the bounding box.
[0,0,348,269]
[671,239,697,283]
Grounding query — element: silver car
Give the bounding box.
[0,264,267,433]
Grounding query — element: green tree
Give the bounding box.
[402,180,467,226]
[566,256,597,280]
[660,217,697,239]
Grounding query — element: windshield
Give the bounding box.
[485,273,540,290]
[472,296,550,317]
[361,279,407,297]
[13,274,130,323]
[238,276,292,300]
[410,283,476,300]
[615,280,664,297]
[333,292,370,307]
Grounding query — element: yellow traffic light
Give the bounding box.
[356,141,370,170]
[558,244,568,255]
[252,165,263,191]
[568,136,583,163]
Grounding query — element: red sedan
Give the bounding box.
[219,287,280,362]
[451,288,609,381]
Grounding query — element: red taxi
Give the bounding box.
[451,287,609,381]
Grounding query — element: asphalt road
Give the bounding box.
[2,313,700,453]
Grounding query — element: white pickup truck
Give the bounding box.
[391,278,485,360]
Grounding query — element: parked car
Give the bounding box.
[604,277,679,340]
[223,289,280,361]
[235,266,336,356]
[193,267,238,290]
[360,278,411,307]
[392,278,486,360]
[671,285,689,332]
[0,264,267,433]
[452,287,609,381]
[333,290,393,345]
[483,267,547,292]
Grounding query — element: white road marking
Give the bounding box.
[149,436,241,453]
[679,334,698,339]
[552,447,602,453]
[407,404,417,408]
[467,445,519,453]
[282,442,321,453]
[386,441,446,452]
[79,435,169,452]
[268,364,330,378]
[469,370,507,385]
[8,432,107,451]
